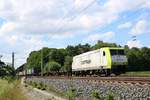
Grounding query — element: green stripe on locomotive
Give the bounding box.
[101,47,128,69]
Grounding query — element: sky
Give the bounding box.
[0,0,150,68]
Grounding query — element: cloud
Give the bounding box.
[142,0,150,8]
[127,40,143,48]
[130,20,148,35]
[6,35,18,45]
[0,0,113,36]
[0,0,150,68]
[0,0,149,37]
[49,32,74,39]
[103,0,150,14]
[74,0,95,9]
[0,22,16,36]
[118,22,132,29]
[85,31,115,43]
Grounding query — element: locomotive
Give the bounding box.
[72,47,128,76]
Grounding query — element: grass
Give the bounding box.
[0,79,9,95]
[66,88,76,100]
[120,71,150,77]
[0,78,27,100]
[91,90,115,100]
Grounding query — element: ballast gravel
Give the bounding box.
[26,77,150,100]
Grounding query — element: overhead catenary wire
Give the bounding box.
[55,0,96,33]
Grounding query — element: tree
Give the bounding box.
[0,60,5,66]
[0,65,15,77]
[66,43,91,56]
[27,51,41,69]
[92,40,118,50]
[76,43,91,54]
[126,47,141,70]
[124,45,129,54]
[0,60,16,77]
[63,56,73,73]
[48,49,67,66]
[126,47,150,71]
[141,47,150,70]
[44,61,61,74]
[66,45,78,57]
[26,40,150,73]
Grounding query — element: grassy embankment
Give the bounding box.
[121,71,150,77]
[0,78,27,100]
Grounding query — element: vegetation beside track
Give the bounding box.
[0,57,27,100]
[121,71,150,77]
[26,80,66,99]
[26,79,115,100]
[0,78,27,100]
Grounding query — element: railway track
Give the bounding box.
[72,77,150,85]
[29,76,150,86]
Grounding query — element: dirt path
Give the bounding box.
[21,77,66,100]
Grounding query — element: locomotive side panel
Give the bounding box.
[72,47,128,73]
[72,49,109,71]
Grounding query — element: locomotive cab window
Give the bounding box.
[118,50,125,55]
[110,49,125,55]
[110,50,117,55]
[103,51,105,56]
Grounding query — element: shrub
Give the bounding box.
[29,81,47,90]
[106,92,115,100]
[40,82,47,90]
[32,82,38,88]
[3,76,17,83]
[66,88,76,100]
[92,90,100,100]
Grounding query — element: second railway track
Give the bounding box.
[30,76,150,86]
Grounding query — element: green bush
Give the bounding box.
[37,82,41,89]
[3,76,17,83]
[92,90,100,100]
[29,81,47,90]
[44,61,61,74]
[91,90,115,100]
[106,92,115,100]
[39,82,47,90]
[32,82,38,88]
[66,88,76,100]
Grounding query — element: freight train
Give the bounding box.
[72,47,128,76]
[17,47,128,76]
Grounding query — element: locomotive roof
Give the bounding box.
[73,47,124,58]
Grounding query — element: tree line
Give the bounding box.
[24,40,150,75]
[0,61,15,77]
[124,45,150,71]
